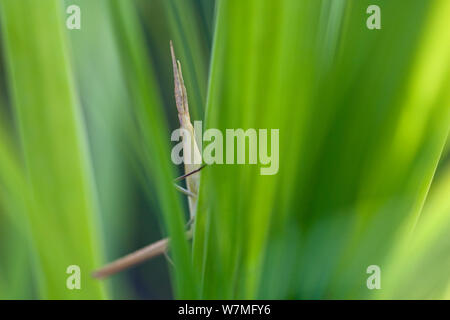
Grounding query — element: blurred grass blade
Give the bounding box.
[194,0,450,299]
[109,0,198,298]
[0,114,35,299]
[379,155,450,299]
[64,0,135,299]
[0,0,106,299]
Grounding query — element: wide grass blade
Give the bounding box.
[64,0,136,298]
[0,0,106,299]
[194,0,450,299]
[0,115,34,299]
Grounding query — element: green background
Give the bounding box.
[0,0,448,299]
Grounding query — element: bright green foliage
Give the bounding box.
[0,0,449,300]
[0,0,106,299]
[193,0,450,299]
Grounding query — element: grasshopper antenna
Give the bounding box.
[174,164,206,182]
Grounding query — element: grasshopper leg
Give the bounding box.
[174,183,196,198]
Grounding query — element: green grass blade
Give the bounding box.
[194,0,450,299]
[0,114,35,299]
[64,0,136,299]
[0,0,106,299]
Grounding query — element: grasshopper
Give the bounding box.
[92,42,202,279]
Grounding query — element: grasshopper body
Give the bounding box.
[92,42,201,279]
[170,41,202,218]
